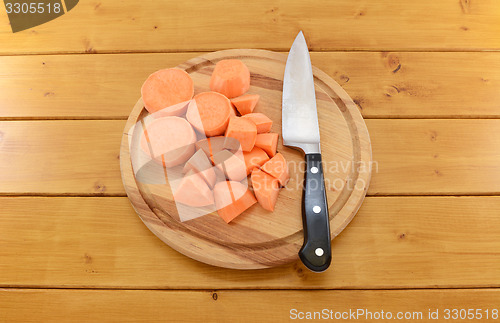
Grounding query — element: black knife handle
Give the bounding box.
[299,153,332,272]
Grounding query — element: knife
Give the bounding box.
[282,31,332,272]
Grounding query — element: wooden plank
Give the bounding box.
[0,0,499,54]
[327,52,500,118]
[0,121,124,195]
[0,53,194,119]
[1,52,500,118]
[368,119,500,195]
[1,120,499,195]
[1,196,499,289]
[1,288,500,322]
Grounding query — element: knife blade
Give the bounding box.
[282,31,332,272]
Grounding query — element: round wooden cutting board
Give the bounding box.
[120,49,372,269]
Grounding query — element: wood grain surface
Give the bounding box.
[0,0,499,54]
[1,0,499,319]
[0,121,123,195]
[1,196,499,289]
[1,288,500,322]
[120,49,371,269]
[1,52,500,119]
[1,120,499,195]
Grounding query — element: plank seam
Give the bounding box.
[2,286,500,291]
[0,194,499,198]
[0,117,129,121]
[0,49,499,57]
[2,117,500,121]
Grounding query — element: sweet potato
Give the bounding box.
[255,133,278,157]
[187,92,232,136]
[140,116,196,167]
[173,170,214,207]
[213,181,257,223]
[183,149,216,188]
[251,168,280,211]
[210,59,250,98]
[241,113,273,133]
[225,117,257,152]
[212,150,247,182]
[196,136,239,159]
[151,100,191,118]
[243,147,269,175]
[261,153,289,186]
[141,68,194,115]
[230,94,260,115]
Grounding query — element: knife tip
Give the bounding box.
[295,30,306,42]
[293,30,307,48]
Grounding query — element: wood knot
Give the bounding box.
[383,85,400,97]
[386,53,401,73]
[211,292,218,301]
[429,131,438,141]
[460,0,471,14]
[434,169,442,176]
[352,98,364,111]
[354,9,366,17]
[83,38,96,53]
[293,262,307,278]
[266,7,279,23]
[267,6,279,13]
[84,253,93,264]
[460,26,469,31]
[399,233,406,239]
[94,182,107,193]
[339,74,350,84]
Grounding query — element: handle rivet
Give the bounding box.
[313,206,321,213]
[315,248,324,256]
[311,166,319,174]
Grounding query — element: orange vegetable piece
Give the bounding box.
[230,94,260,115]
[196,136,240,159]
[261,153,289,186]
[229,104,238,117]
[212,150,247,182]
[241,113,273,133]
[225,117,257,152]
[140,116,196,168]
[243,147,269,175]
[195,138,212,157]
[213,181,257,223]
[187,91,232,136]
[173,170,214,207]
[141,68,194,115]
[210,59,251,99]
[183,149,217,188]
[255,133,278,157]
[151,100,191,118]
[251,168,280,211]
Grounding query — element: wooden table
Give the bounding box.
[1,1,500,322]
